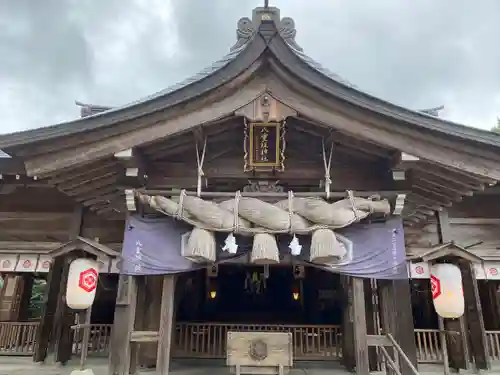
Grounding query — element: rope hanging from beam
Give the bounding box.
[137,190,390,264]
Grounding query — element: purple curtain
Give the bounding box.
[121,214,408,280]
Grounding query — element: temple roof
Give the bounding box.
[1,4,499,229]
[0,5,498,151]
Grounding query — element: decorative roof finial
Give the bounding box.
[230,3,303,52]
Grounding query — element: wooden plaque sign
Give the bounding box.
[244,122,284,172]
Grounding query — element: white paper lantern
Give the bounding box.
[430,263,464,319]
[66,258,99,310]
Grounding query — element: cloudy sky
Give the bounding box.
[1,0,500,134]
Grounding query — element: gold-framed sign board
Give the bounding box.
[244,122,285,172]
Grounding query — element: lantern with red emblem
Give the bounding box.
[430,263,464,319]
[66,258,100,310]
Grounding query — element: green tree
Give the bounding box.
[28,279,46,319]
[492,118,500,133]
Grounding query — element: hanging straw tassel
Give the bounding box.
[184,228,216,263]
[310,229,347,264]
[251,233,280,264]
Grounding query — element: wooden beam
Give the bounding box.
[81,192,121,207]
[411,189,452,207]
[63,176,118,196]
[340,276,355,372]
[364,279,379,371]
[58,170,118,191]
[0,228,69,238]
[143,118,240,159]
[156,275,176,375]
[406,195,443,212]
[352,277,369,375]
[145,159,394,191]
[436,209,468,371]
[53,205,83,364]
[0,212,72,222]
[296,118,392,159]
[75,186,119,202]
[23,62,266,176]
[378,279,418,375]
[412,183,463,202]
[109,275,138,375]
[436,209,451,243]
[411,171,474,197]
[460,260,489,370]
[449,218,500,225]
[411,163,486,191]
[391,152,419,181]
[266,66,500,180]
[0,158,26,176]
[114,148,148,181]
[33,256,64,362]
[48,160,118,186]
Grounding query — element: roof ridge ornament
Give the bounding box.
[230,6,303,52]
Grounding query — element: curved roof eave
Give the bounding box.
[0,35,267,150]
[268,33,500,148]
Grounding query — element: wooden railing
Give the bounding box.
[72,324,113,357]
[1,320,500,365]
[173,322,342,360]
[0,321,39,355]
[414,329,443,363]
[486,330,500,360]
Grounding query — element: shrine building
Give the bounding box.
[0,4,500,375]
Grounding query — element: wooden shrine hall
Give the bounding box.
[1,4,500,375]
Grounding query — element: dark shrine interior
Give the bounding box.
[176,265,344,325]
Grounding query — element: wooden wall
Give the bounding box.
[406,194,500,259]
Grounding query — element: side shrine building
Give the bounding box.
[1,5,500,375]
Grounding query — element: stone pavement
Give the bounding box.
[0,358,348,375]
[0,358,338,375]
[0,357,498,375]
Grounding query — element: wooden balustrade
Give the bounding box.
[2,320,500,365]
[174,322,342,360]
[414,329,443,363]
[0,322,39,355]
[486,331,500,361]
[72,324,112,357]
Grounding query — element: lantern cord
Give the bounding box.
[288,190,294,233]
[321,139,334,199]
[195,137,207,197]
[233,190,241,233]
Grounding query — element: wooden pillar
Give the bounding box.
[460,260,489,370]
[131,277,148,372]
[393,280,418,372]
[54,255,77,364]
[479,282,495,329]
[364,279,379,371]
[340,275,355,372]
[33,257,64,362]
[139,276,164,368]
[108,275,138,375]
[352,277,369,375]
[156,275,176,375]
[18,274,34,321]
[435,210,470,370]
[484,281,500,329]
[53,206,83,365]
[378,279,418,375]
[378,280,397,375]
[443,317,467,370]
